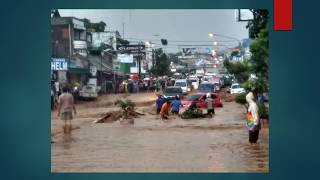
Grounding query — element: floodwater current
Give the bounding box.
[51,101,268,172]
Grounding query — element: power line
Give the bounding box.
[125,37,240,43]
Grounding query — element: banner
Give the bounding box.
[117,44,145,52]
[182,48,196,55]
[118,54,134,63]
[117,44,146,57]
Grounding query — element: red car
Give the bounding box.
[182,93,223,108]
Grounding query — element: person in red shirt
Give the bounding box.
[160,100,171,120]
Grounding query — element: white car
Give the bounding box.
[174,79,190,94]
[189,78,199,89]
[230,83,245,94]
[79,84,101,99]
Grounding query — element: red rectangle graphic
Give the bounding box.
[274,0,292,30]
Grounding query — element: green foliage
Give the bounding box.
[235,93,249,111]
[150,49,171,76]
[258,104,269,119]
[168,53,180,64]
[181,102,206,119]
[221,75,233,87]
[250,25,269,83]
[245,10,269,93]
[231,50,240,57]
[242,79,266,95]
[223,60,251,83]
[114,99,136,111]
[83,18,106,32]
[235,93,247,105]
[246,9,269,39]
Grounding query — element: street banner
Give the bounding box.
[117,44,146,58]
[117,44,145,52]
[118,54,134,63]
[182,48,196,55]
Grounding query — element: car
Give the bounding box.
[230,83,245,94]
[163,86,183,100]
[79,84,100,100]
[174,79,190,94]
[198,82,216,93]
[181,93,223,108]
[213,82,221,92]
[189,78,199,90]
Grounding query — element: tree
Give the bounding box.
[246,9,268,39]
[51,9,61,18]
[150,49,171,76]
[250,25,269,84]
[245,9,269,93]
[223,59,251,83]
[167,53,179,64]
[83,18,106,32]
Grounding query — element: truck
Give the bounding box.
[79,78,101,100]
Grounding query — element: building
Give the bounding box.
[51,17,90,88]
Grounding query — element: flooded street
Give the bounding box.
[51,93,268,172]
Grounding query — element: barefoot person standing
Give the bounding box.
[57,87,77,134]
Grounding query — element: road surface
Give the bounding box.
[51,92,268,172]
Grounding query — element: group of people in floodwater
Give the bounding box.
[118,78,174,94]
[55,84,263,144]
[155,91,262,144]
[155,93,215,120]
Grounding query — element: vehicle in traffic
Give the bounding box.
[79,84,100,100]
[181,93,223,108]
[188,77,199,90]
[79,78,101,100]
[163,86,183,100]
[174,79,190,94]
[198,82,216,93]
[213,82,221,92]
[230,83,245,94]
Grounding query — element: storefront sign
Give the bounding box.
[51,58,68,70]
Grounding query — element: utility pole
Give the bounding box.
[138,42,142,80]
[122,21,125,39]
[152,49,155,68]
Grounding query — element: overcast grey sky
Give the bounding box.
[59,9,249,52]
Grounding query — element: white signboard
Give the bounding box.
[90,65,97,77]
[130,67,138,73]
[118,54,133,63]
[72,19,85,30]
[51,58,68,70]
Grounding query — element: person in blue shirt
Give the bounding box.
[171,95,183,115]
[257,92,265,105]
[156,94,166,114]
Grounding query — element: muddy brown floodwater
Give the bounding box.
[51,93,269,172]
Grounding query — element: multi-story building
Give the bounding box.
[51,17,90,87]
